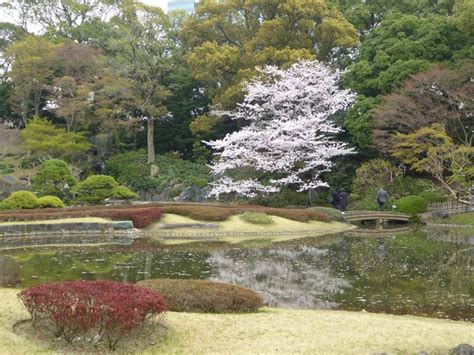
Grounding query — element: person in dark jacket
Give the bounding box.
[338,189,348,211]
[330,190,339,209]
[376,188,389,211]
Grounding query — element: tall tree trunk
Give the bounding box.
[147,117,155,165]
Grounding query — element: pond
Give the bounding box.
[1,229,473,322]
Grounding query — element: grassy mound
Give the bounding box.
[137,279,263,313]
[239,212,274,225]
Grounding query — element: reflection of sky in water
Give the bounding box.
[208,247,349,309]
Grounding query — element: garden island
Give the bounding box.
[0,0,473,353]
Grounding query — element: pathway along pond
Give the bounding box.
[1,228,473,322]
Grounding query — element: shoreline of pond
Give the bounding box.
[0,214,356,249]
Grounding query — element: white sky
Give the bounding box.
[142,0,168,12]
[0,0,169,29]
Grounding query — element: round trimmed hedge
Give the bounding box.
[0,191,39,210]
[394,195,427,214]
[38,195,65,208]
[137,279,263,313]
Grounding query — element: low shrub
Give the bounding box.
[163,205,232,221]
[17,280,166,349]
[38,196,65,208]
[72,175,118,204]
[309,207,345,222]
[72,175,136,204]
[0,191,39,210]
[0,206,164,228]
[239,212,274,225]
[111,186,138,200]
[417,190,447,203]
[394,195,427,214]
[0,202,330,224]
[103,207,164,228]
[137,279,263,313]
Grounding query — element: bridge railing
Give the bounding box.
[427,201,471,215]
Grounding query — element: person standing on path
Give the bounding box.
[338,189,348,211]
[330,190,340,209]
[376,188,389,211]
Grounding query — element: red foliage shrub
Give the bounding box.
[163,205,232,221]
[0,202,330,224]
[100,207,164,228]
[138,279,263,313]
[0,207,164,228]
[17,280,166,349]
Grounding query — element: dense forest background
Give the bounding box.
[0,0,472,208]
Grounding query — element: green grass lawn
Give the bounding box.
[1,288,473,354]
[441,212,474,226]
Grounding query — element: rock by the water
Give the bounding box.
[111,221,134,229]
[453,344,474,355]
[432,210,450,219]
[0,175,28,199]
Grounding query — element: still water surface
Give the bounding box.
[1,229,473,321]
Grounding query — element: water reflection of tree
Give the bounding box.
[328,232,474,321]
[4,248,212,287]
[0,256,20,287]
[207,246,350,309]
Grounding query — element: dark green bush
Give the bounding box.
[253,188,309,207]
[351,192,381,211]
[388,176,433,198]
[105,150,210,193]
[417,190,447,203]
[309,207,345,222]
[0,191,39,210]
[72,175,136,204]
[32,159,77,201]
[394,195,427,214]
[105,150,157,192]
[137,279,263,313]
[239,212,274,225]
[38,195,65,208]
[169,185,183,198]
[0,163,14,175]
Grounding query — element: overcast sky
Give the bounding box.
[0,0,169,29]
[142,0,168,12]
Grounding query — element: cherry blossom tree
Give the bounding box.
[205,60,355,198]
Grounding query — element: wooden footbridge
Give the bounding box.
[343,211,412,223]
[342,211,413,232]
